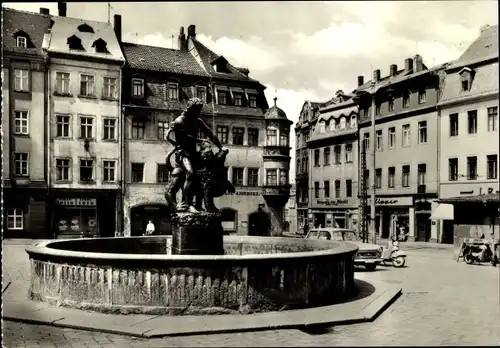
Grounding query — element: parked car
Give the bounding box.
[305,227,383,271]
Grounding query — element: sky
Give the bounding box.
[4,1,498,182]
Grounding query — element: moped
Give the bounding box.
[381,239,407,268]
[463,242,498,267]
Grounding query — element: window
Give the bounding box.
[388,127,396,148]
[266,169,277,186]
[195,86,206,101]
[80,75,95,96]
[388,167,395,188]
[56,115,70,137]
[462,80,469,92]
[266,129,277,146]
[340,117,346,129]
[334,146,341,164]
[103,77,117,99]
[56,158,70,181]
[131,163,144,183]
[363,133,369,153]
[279,133,289,147]
[346,180,352,197]
[314,149,320,166]
[450,113,459,136]
[403,92,410,108]
[487,107,498,131]
[375,103,381,116]
[248,128,259,146]
[334,180,341,197]
[17,36,27,48]
[418,121,427,144]
[103,118,116,140]
[218,92,227,105]
[14,111,29,135]
[80,159,94,181]
[448,158,458,181]
[157,164,170,183]
[467,156,477,180]
[79,116,93,139]
[402,165,410,187]
[388,97,394,112]
[375,168,382,189]
[324,181,330,198]
[167,83,178,100]
[487,155,498,179]
[158,121,169,140]
[314,182,320,198]
[418,89,426,104]
[376,130,383,151]
[248,95,257,108]
[345,143,353,163]
[402,124,410,147]
[132,78,144,97]
[418,164,426,185]
[229,127,243,145]
[14,69,29,91]
[56,72,70,94]
[467,110,477,134]
[350,115,356,128]
[279,170,288,185]
[232,167,244,186]
[217,126,229,144]
[14,153,29,176]
[7,209,23,230]
[248,168,259,186]
[103,160,116,182]
[323,147,330,166]
[131,121,145,139]
[234,94,243,106]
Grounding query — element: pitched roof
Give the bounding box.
[191,38,259,82]
[453,25,498,67]
[122,42,209,76]
[45,15,124,62]
[2,7,52,56]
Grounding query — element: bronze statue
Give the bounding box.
[164,97,234,213]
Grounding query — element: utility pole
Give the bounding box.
[369,92,377,245]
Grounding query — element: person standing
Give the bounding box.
[146,220,155,236]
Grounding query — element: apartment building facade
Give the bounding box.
[356,55,447,242]
[2,7,52,238]
[43,4,125,238]
[435,24,499,243]
[308,91,360,230]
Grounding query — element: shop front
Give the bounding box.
[311,197,358,230]
[51,190,118,239]
[367,196,414,240]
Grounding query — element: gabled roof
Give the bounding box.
[45,15,124,62]
[191,38,259,82]
[2,7,52,56]
[122,42,209,76]
[452,25,498,68]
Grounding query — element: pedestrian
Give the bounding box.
[145,220,155,236]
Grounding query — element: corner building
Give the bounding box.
[119,24,289,236]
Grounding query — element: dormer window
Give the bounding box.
[218,91,228,105]
[17,36,27,48]
[67,35,84,51]
[319,121,326,133]
[459,67,473,92]
[350,115,357,128]
[92,38,109,54]
[14,31,34,48]
[211,56,231,74]
[462,80,469,92]
[77,23,95,33]
[234,94,243,106]
[340,117,346,129]
[248,95,257,108]
[196,86,207,102]
[167,83,178,100]
[132,78,144,98]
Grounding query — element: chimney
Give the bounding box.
[113,14,122,43]
[178,26,186,50]
[357,76,364,87]
[405,58,413,73]
[187,24,196,39]
[480,24,491,34]
[372,69,381,82]
[39,8,50,15]
[390,64,397,77]
[58,2,67,17]
[413,54,423,72]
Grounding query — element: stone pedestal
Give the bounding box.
[171,212,224,255]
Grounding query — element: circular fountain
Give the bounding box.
[26,235,358,315]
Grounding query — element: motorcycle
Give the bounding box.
[381,239,407,268]
[462,242,498,266]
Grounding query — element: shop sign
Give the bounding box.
[368,197,413,207]
[317,199,350,206]
[227,191,261,196]
[56,198,97,207]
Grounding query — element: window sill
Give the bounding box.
[102,181,118,184]
[13,89,29,93]
[101,96,119,101]
[55,136,73,140]
[102,139,118,143]
[55,180,72,184]
[13,133,30,138]
[53,92,73,97]
[7,228,23,231]
[78,94,97,100]
[79,180,96,184]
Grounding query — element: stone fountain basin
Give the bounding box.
[26,236,358,316]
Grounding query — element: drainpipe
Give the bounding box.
[436,105,442,243]
[46,58,53,238]
[118,60,126,237]
[43,59,49,237]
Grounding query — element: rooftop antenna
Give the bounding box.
[107,3,112,24]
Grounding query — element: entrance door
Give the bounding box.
[130,204,171,236]
[315,213,326,228]
[416,214,431,242]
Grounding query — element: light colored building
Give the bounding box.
[308,90,360,230]
[2,7,52,238]
[434,24,499,244]
[284,185,297,233]
[355,55,447,242]
[43,4,125,238]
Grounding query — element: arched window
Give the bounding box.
[319,121,326,133]
[340,117,346,129]
[350,115,357,128]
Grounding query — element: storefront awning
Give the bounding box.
[430,203,454,220]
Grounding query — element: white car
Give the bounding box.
[305,228,383,271]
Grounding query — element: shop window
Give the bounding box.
[55,199,97,236]
[7,208,23,230]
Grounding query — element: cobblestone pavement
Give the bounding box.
[3,240,500,347]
